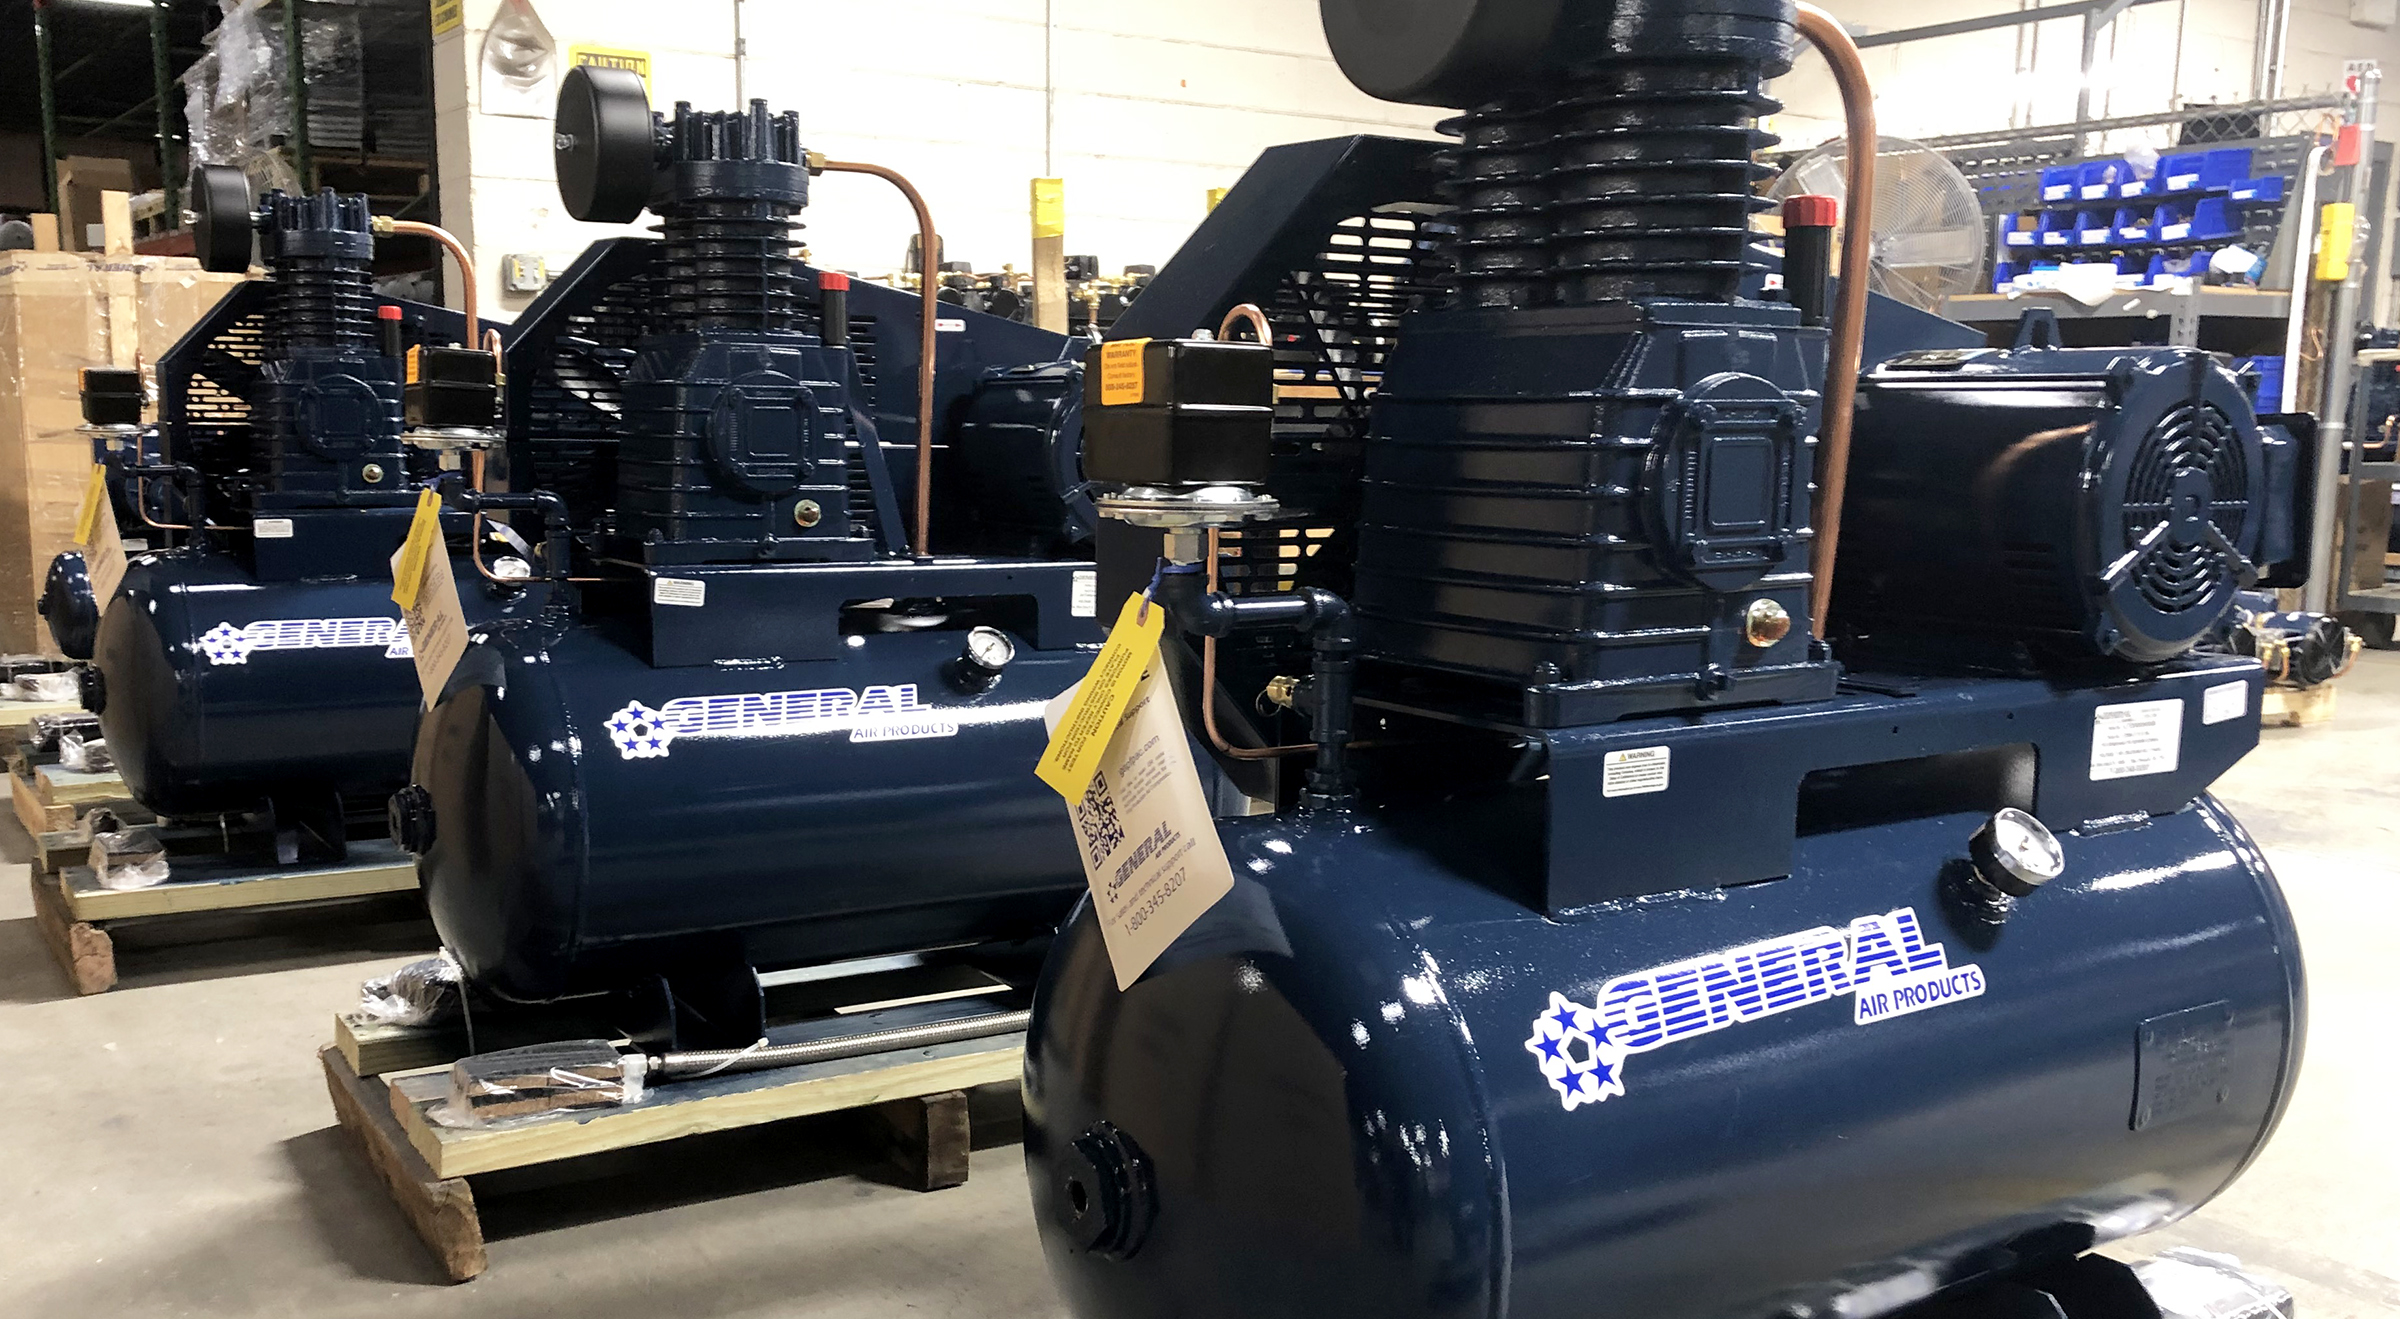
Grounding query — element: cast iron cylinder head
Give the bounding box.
[1325,0,1797,306]
[554,66,810,333]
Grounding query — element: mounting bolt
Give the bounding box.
[1744,598,1793,648]
[794,499,823,528]
[361,463,386,484]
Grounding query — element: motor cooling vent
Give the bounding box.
[2119,402,2251,617]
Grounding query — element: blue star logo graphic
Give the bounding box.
[605,701,677,759]
[200,622,252,665]
[1524,991,1630,1111]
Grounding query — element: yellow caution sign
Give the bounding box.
[1036,593,1167,800]
[2316,202,2357,283]
[74,463,108,546]
[390,487,444,610]
[1098,338,1150,407]
[1032,178,1066,240]
[569,45,652,94]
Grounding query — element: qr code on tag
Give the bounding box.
[1074,775,1127,866]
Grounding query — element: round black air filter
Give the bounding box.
[555,65,657,224]
[190,165,255,274]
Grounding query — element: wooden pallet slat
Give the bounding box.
[57,854,418,923]
[385,1033,1021,1179]
[28,869,117,994]
[2262,683,2337,728]
[320,1047,488,1283]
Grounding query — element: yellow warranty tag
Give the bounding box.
[390,487,444,611]
[1097,339,1150,407]
[73,464,108,546]
[2316,202,2358,283]
[405,344,422,384]
[1036,593,1167,800]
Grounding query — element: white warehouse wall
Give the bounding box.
[430,0,1445,321]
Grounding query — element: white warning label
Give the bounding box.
[2090,698,2184,781]
[1602,746,1671,798]
[1070,570,1098,618]
[652,577,707,608]
[2201,680,2248,726]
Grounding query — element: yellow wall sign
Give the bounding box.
[569,46,653,94]
[1032,178,1065,240]
[429,0,462,37]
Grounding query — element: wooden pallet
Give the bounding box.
[10,760,126,836]
[323,958,1028,1282]
[0,696,83,739]
[323,1031,1017,1282]
[2262,683,2337,728]
[28,841,419,994]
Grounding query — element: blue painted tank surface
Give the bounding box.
[39,551,98,659]
[1025,798,2302,1319]
[413,613,1093,1003]
[93,547,528,817]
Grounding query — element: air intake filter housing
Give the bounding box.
[1834,336,2310,665]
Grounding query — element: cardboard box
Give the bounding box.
[0,252,247,653]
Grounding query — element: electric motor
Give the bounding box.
[1836,334,2311,665]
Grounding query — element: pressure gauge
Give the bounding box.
[948,626,1016,694]
[1970,807,2065,898]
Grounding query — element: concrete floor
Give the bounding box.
[0,662,2395,1319]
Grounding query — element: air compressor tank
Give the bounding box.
[71,166,525,855]
[397,71,1101,1035]
[1020,1,2313,1316]
[1027,780,2301,1319]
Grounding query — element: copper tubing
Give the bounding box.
[1794,2,1876,640]
[1202,529,1317,761]
[1218,303,1271,345]
[817,159,942,556]
[381,219,479,349]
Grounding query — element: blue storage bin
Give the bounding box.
[2001,213,2037,248]
[2245,355,2286,407]
[2114,207,2151,241]
[2228,176,2286,203]
[2038,210,2076,247]
[1992,260,2019,291]
[2192,197,2239,240]
[2040,165,2080,203]
[2201,147,2254,191]
[2158,153,2207,194]
[2143,253,2169,284]
[2078,159,2129,200]
[2154,203,2195,243]
[2119,169,2155,199]
[2076,211,2114,245]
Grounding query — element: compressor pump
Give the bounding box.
[394,69,1103,1046]
[65,165,533,864]
[1021,3,2312,1318]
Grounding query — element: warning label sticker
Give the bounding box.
[2090,698,2184,781]
[2201,680,2248,726]
[1602,746,1671,798]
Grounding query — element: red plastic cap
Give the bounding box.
[1783,194,1839,229]
[376,303,404,320]
[818,271,851,292]
[2335,125,2364,169]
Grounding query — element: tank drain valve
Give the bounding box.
[1967,807,2065,899]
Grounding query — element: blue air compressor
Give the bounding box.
[63,166,535,863]
[1020,4,2312,1319]
[391,70,1101,1045]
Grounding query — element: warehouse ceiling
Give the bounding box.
[0,0,213,158]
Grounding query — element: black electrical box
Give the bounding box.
[405,346,500,431]
[1081,337,1274,486]
[79,368,144,427]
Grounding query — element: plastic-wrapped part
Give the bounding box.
[89,826,169,890]
[59,732,112,773]
[28,711,101,753]
[434,1041,647,1128]
[357,954,464,1027]
[2131,1249,2295,1319]
[10,671,79,702]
